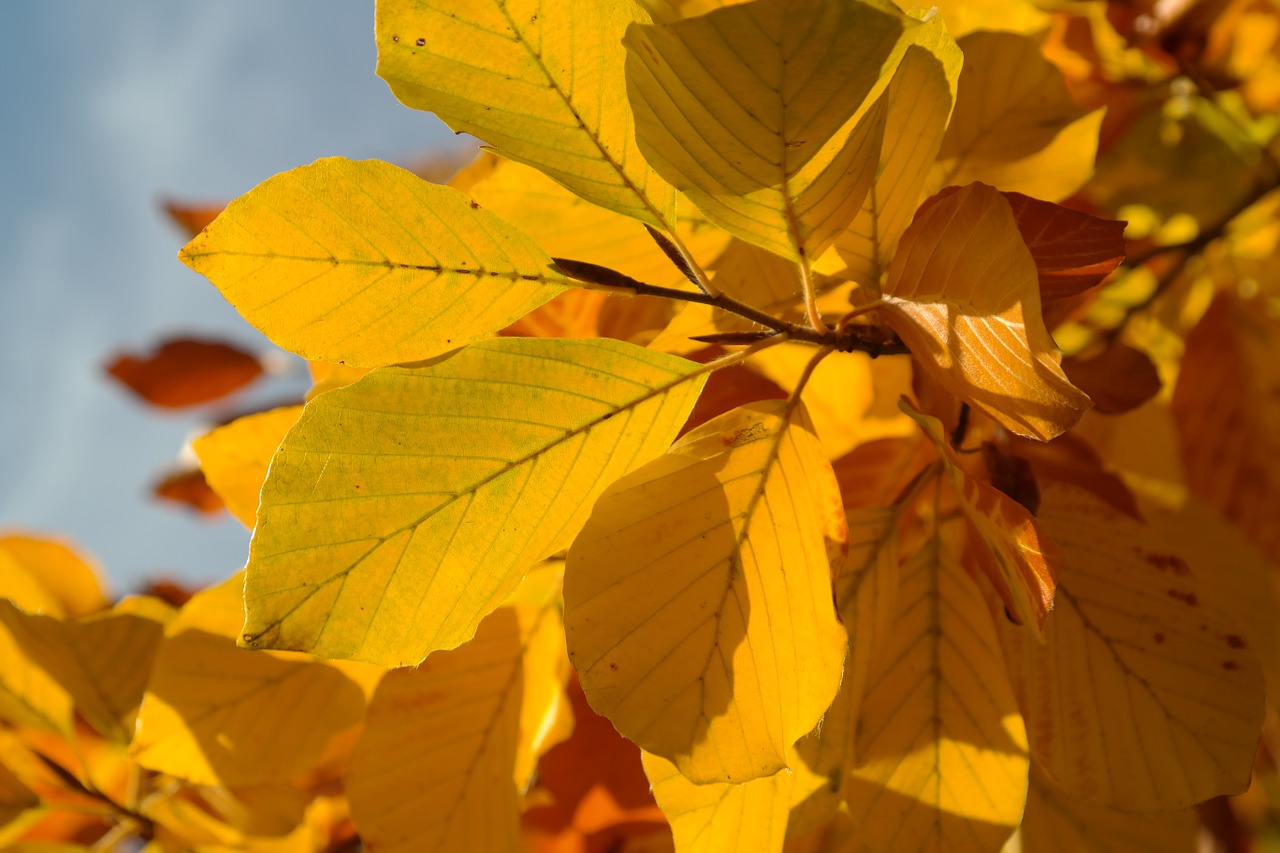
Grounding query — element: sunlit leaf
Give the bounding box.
[104,337,263,409]
[625,0,913,261]
[130,575,368,787]
[179,157,567,367]
[1002,192,1127,301]
[565,399,846,784]
[823,14,962,289]
[244,338,707,666]
[903,401,1059,631]
[0,597,169,742]
[1013,765,1198,852]
[642,751,791,853]
[931,32,1102,201]
[0,533,108,618]
[376,0,678,228]
[880,183,1092,440]
[193,406,304,528]
[999,483,1265,810]
[347,604,559,853]
[845,519,1029,853]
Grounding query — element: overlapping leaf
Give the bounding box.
[999,483,1265,810]
[347,603,563,853]
[823,15,963,288]
[931,32,1103,201]
[244,338,707,666]
[845,520,1029,853]
[625,0,914,261]
[1002,192,1127,300]
[193,406,304,528]
[880,182,1092,440]
[565,399,846,784]
[130,576,368,787]
[0,533,108,617]
[375,0,677,228]
[179,158,567,367]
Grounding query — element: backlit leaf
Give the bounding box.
[903,401,1059,632]
[931,32,1102,201]
[0,597,169,742]
[193,406,304,528]
[999,483,1265,810]
[0,614,72,735]
[625,0,913,261]
[881,183,1092,440]
[130,575,367,787]
[1014,764,1198,852]
[0,533,108,617]
[375,0,677,228]
[641,751,791,853]
[845,519,1029,853]
[244,338,707,666]
[823,14,963,289]
[0,760,37,828]
[104,338,263,409]
[565,399,847,784]
[1002,192,1127,301]
[179,158,567,367]
[347,604,560,853]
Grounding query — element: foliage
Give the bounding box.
[8,0,1280,850]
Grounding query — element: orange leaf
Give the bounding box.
[162,200,226,239]
[1062,341,1162,415]
[151,467,225,515]
[104,337,263,409]
[1002,191,1127,300]
[881,183,1092,440]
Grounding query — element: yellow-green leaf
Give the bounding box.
[375,0,677,228]
[1013,764,1198,853]
[179,157,567,368]
[0,597,169,742]
[845,519,1029,853]
[347,604,558,853]
[822,15,963,289]
[929,32,1102,202]
[881,183,1092,440]
[625,0,914,261]
[244,337,707,666]
[642,750,792,853]
[130,575,367,787]
[565,399,847,784]
[999,483,1265,811]
[193,406,304,528]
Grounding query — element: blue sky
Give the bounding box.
[0,3,468,595]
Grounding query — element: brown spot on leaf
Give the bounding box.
[1167,590,1199,606]
[1226,634,1247,649]
[1146,552,1191,575]
[1223,661,1240,671]
[1153,632,1165,644]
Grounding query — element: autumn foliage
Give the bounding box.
[7,0,1280,850]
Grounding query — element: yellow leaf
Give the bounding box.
[130,575,367,787]
[375,0,678,228]
[455,153,728,291]
[0,760,37,828]
[930,32,1101,202]
[881,183,1092,440]
[565,399,847,784]
[625,0,913,262]
[193,407,304,528]
[0,534,108,618]
[641,750,792,853]
[1013,764,1198,853]
[929,0,1051,37]
[902,401,1059,632]
[347,604,558,853]
[844,519,1029,853]
[243,338,707,666]
[0,597,168,742]
[822,14,963,289]
[999,483,1265,810]
[179,157,567,368]
[0,608,72,734]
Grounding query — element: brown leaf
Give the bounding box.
[1063,341,1162,415]
[105,337,263,409]
[1002,191,1127,300]
[151,467,224,515]
[161,200,225,239]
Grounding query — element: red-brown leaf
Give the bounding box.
[151,467,225,515]
[1003,192,1127,300]
[1062,341,1162,414]
[105,338,263,409]
[161,200,226,239]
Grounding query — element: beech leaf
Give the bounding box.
[105,337,263,409]
[375,0,677,228]
[179,157,568,368]
[1002,192,1127,300]
[565,400,847,784]
[244,337,707,666]
[881,182,1092,440]
[625,0,913,261]
[192,406,304,528]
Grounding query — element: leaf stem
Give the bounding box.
[798,258,830,335]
